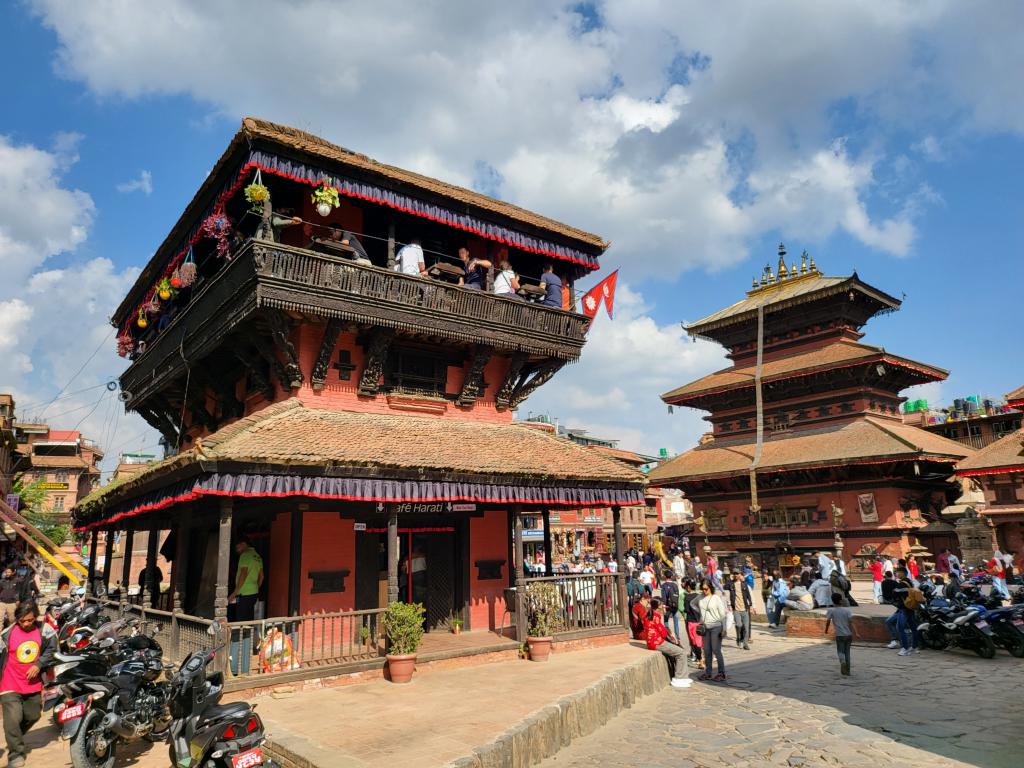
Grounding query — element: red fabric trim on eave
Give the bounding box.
[957,466,1024,477]
[654,455,959,485]
[73,487,638,532]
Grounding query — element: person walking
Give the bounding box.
[0,601,56,767]
[769,571,789,628]
[660,569,683,646]
[824,593,856,676]
[0,569,20,628]
[760,570,773,616]
[682,578,703,667]
[697,580,727,682]
[726,571,752,650]
[644,598,690,688]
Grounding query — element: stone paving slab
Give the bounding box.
[536,625,1024,768]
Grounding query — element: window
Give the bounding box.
[759,505,815,528]
[994,486,1018,505]
[385,346,451,396]
[53,496,65,512]
[55,470,69,484]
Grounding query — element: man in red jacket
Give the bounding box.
[645,598,689,687]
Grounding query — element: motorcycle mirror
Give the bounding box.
[208,619,222,636]
[100,637,116,648]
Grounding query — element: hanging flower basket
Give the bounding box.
[146,293,161,314]
[136,309,149,329]
[116,329,134,357]
[169,269,183,290]
[244,169,271,212]
[178,248,197,287]
[311,184,340,217]
[200,211,232,259]
[157,277,174,302]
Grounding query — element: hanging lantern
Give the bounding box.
[136,309,149,329]
[179,248,197,287]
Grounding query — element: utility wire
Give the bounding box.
[37,327,115,420]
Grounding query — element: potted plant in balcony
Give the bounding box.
[311,183,340,217]
[383,601,425,683]
[244,169,271,212]
[525,582,561,662]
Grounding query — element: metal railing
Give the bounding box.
[521,573,626,636]
[224,608,384,678]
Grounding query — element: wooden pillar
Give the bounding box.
[542,508,553,577]
[612,505,629,630]
[101,529,114,595]
[387,510,399,604]
[386,219,397,270]
[513,506,527,642]
[120,529,134,606]
[288,508,304,616]
[87,529,99,595]
[144,529,159,608]
[214,500,233,622]
[171,517,190,655]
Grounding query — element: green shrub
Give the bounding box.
[525,582,562,637]
[383,602,425,655]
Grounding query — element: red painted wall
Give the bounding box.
[469,510,509,631]
[300,513,355,614]
[267,511,291,617]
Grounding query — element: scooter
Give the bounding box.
[916,601,996,658]
[166,621,277,768]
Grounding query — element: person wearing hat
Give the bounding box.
[228,535,263,622]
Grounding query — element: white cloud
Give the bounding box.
[522,284,726,454]
[0,138,156,476]
[116,169,153,195]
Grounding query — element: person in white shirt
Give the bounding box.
[817,551,835,581]
[698,580,728,681]
[673,552,686,581]
[638,568,654,596]
[493,260,521,298]
[395,238,426,276]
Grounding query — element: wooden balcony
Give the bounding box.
[120,239,589,410]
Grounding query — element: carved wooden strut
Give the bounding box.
[358,329,394,396]
[458,346,494,407]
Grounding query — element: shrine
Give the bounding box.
[648,247,973,574]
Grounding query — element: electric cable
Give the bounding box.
[37,327,115,420]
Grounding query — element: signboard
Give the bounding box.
[4,494,18,513]
[583,515,602,524]
[353,522,367,531]
[376,501,477,514]
[548,512,560,523]
[38,482,69,491]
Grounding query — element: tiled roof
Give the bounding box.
[687,273,900,336]
[77,399,644,510]
[586,445,656,466]
[647,417,973,484]
[27,455,95,469]
[956,429,1024,475]
[243,118,608,250]
[1006,384,1024,405]
[662,340,946,403]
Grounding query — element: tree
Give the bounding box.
[10,474,71,546]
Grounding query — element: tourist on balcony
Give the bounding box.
[269,209,302,242]
[333,227,372,266]
[458,247,491,289]
[493,260,522,299]
[540,264,562,307]
[395,238,426,276]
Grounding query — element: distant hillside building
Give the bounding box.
[649,248,972,574]
[15,424,103,522]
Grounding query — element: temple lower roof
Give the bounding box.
[956,428,1024,476]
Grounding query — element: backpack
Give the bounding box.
[904,587,925,610]
[662,582,680,613]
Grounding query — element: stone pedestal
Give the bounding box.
[954,508,996,568]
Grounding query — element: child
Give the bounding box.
[824,593,855,676]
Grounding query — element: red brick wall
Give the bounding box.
[300,513,355,614]
[469,510,509,631]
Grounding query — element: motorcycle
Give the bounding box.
[55,621,172,768]
[916,597,997,659]
[166,621,277,768]
[957,587,1024,658]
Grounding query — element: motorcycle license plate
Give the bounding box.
[59,703,85,723]
[975,620,988,629]
[232,748,264,768]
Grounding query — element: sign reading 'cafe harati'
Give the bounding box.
[73,118,644,677]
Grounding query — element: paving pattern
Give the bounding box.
[538,627,1022,768]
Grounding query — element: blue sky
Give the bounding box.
[2,1,1022,472]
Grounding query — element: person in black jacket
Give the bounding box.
[0,601,57,767]
[682,578,703,665]
[0,569,20,628]
[725,571,753,649]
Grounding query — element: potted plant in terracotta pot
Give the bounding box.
[525,582,561,662]
[450,617,463,635]
[383,601,425,683]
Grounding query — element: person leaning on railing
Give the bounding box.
[458,247,491,289]
[493,259,522,300]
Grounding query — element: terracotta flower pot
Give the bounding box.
[386,653,417,683]
[526,636,553,662]
[451,625,461,635]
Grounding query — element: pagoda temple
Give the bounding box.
[72,118,643,684]
[648,246,973,575]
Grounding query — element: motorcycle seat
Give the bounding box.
[199,702,251,724]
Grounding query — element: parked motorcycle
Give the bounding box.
[55,621,172,768]
[957,586,1024,657]
[916,596,997,658]
[166,621,277,768]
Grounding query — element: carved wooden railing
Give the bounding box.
[250,241,590,357]
[520,573,627,637]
